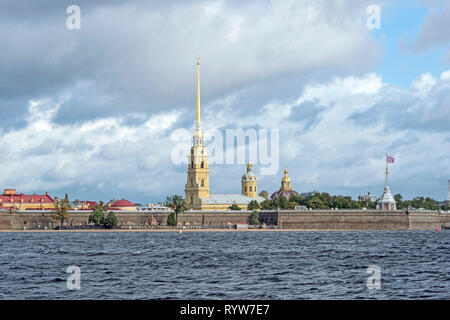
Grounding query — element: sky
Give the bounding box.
[0,0,449,204]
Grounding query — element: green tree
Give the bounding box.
[164,195,187,217]
[260,199,275,210]
[103,211,118,228]
[249,210,260,225]
[247,200,260,210]
[229,203,241,210]
[259,190,269,200]
[89,201,107,226]
[51,198,71,226]
[167,212,177,226]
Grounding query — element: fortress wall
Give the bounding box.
[278,210,450,230]
[277,210,409,230]
[1,212,171,230]
[407,212,450,230]
[0,213,12,229]
[178,211,250,226]
[1,210,449,230]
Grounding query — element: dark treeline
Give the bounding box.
[246,192,448,211]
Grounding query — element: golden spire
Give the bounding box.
[196,56,201,123]
[281,167,292,190]
[247,162,252,172]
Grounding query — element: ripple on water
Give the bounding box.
[0,231,449,299]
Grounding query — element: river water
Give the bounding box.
[0,231,449,299]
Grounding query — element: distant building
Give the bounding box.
[108,199,136,211]
[138,203,172,211]
[358,192,378,203]
[270,168,299,200]
[299,191,319,197]
[0,189,55,210]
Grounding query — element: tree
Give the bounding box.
[167,212,177,226]
[247,200,260,210]
[249,210,260,225]
[259,190,269,200]
[260,199,275,210]
[165,195,187,217]
[229,203,241,210]
[51,198,71,226]
[89,201,107,226]
[103,212,118,228]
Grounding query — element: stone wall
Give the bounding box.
[1,209,449,230]
[277,210,450,230]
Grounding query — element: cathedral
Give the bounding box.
[270,168,299,199]
[184,58,265,210]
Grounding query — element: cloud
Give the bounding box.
[413,1,450,62]
[0,99,181,201]
[196,71,450,200]
[0,0,381,126]
[1,0,449,202]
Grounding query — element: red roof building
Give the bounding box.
[108,199,136,211]
[0,189,55,210]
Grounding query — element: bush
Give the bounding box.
[103,212,118,228]
[167,212,177,226]
[247,200,260,210]
[249,210,260,225]
[229,203,241,211]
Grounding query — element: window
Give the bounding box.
[201,179,204,187]
[244,186,247,192]
[250,186,252,192]
[191,179,193,187]
[190,197,193,204]
[201,161,204,168]
[191,161,194,168]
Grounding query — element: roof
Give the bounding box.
[0,193,54,204]
[270,189,299,200]
[111,199,135,207]
[82,201,98,209]
[201,194,265,205]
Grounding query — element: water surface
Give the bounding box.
[0,231,449,299]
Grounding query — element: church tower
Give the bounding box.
[185,57,210,209]
[281,168,292,190]
[242,163,257,198]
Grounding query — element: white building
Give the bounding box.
[377,159,396,211]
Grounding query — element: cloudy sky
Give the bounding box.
[0,0,449,203]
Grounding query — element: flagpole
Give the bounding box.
[385,153,388,188]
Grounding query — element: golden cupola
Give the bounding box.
[242,163,257,199]
[271,167,299,200]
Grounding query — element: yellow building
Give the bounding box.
[0,189,56,210]
[184,58,264,210]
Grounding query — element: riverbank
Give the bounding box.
[0,227,446,232]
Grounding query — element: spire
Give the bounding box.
[281,167,292,190]
[385,153,389,189]
[196,56,201,123]
[247,162,252,172]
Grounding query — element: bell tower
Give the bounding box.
[242,163,257,198]
[185,57,210,209]
[281,168,292,190]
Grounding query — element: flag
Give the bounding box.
[386,155,395,163]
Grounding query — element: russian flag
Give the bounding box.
[386,155,395,163]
